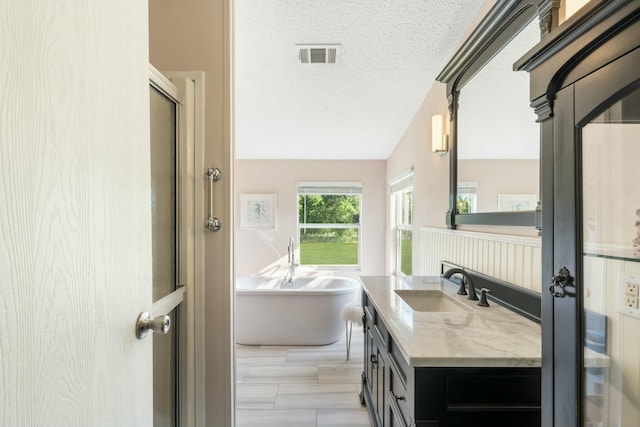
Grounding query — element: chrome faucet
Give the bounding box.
[443,267,478,301]
[288,236,296,277]
[281,236,296,287]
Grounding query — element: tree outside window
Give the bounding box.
[457,182,477,214]
[394,188,413,276]
[298,184,361,266]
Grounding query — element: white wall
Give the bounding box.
[386,83,451,274]
[561,0,592,22]
[387,83,451,228]
[583,124,640,247]
[235,160,387,277]
[459,159,539,212]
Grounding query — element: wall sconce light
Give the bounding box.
[431,114,449,155]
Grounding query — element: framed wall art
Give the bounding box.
[240,194,276,229]
[497,193,537,212]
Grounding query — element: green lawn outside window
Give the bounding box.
[400,232,412,275]
[299,241,358,265]
[298,193,361,266]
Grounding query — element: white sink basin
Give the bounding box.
[394,289,471,313]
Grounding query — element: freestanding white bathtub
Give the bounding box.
[235,275,361,345]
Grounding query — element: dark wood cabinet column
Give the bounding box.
[534,94,556,427]
[516,2,640,426]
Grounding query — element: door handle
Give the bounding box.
[136,312,171,339]
[548,266,572,298]
[206,167,222,232]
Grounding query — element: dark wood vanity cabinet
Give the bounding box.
[363,296,387,426]
[362,291,541,427]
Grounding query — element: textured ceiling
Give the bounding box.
[234,0,487,160]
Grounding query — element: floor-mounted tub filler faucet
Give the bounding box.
[281,236,297,287]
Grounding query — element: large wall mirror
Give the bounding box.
[437,0,550,230]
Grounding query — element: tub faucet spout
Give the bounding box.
[281,272,294,288]
[282,236,297,287]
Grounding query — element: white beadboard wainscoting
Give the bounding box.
[418,227,542,293]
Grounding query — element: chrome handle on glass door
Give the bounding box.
[548,266,573,298]
[206,167,222,232]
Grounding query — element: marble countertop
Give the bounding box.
[360,275,542,368]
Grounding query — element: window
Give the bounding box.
[457,182,477,214]
[391,170,413,276]
[298,182,361,266]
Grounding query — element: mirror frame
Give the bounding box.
[436,0,555,230]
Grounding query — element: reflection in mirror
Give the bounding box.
[457,17,540,214]
[582,87,640,259]
[581,86,640,427]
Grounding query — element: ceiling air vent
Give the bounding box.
[296,44,341,64]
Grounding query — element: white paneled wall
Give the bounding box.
[583,255,640,426]
[419,227,542,293]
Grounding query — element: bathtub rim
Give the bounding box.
[235,275,361,296]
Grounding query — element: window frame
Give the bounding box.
[457,181,477,214]
[297,182,362,269]
[390,170,414,277]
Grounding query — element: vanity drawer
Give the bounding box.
[445,368,541,407]
[362,293,376,327]
[363,305,375,328]
[389,338,409,381]
[388,397,410,427]
[362,290,371,309]
[374,316,388,347]
[363,291,389,345]
[412,367,541,426]
[389,354,411,427]
[363,295,375,327]
[389,389,412,427]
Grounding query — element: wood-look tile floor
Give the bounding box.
[235,328,370,427]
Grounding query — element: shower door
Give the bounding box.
[149,69,186,427]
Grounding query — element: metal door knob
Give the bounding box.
[136,312,171,339]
